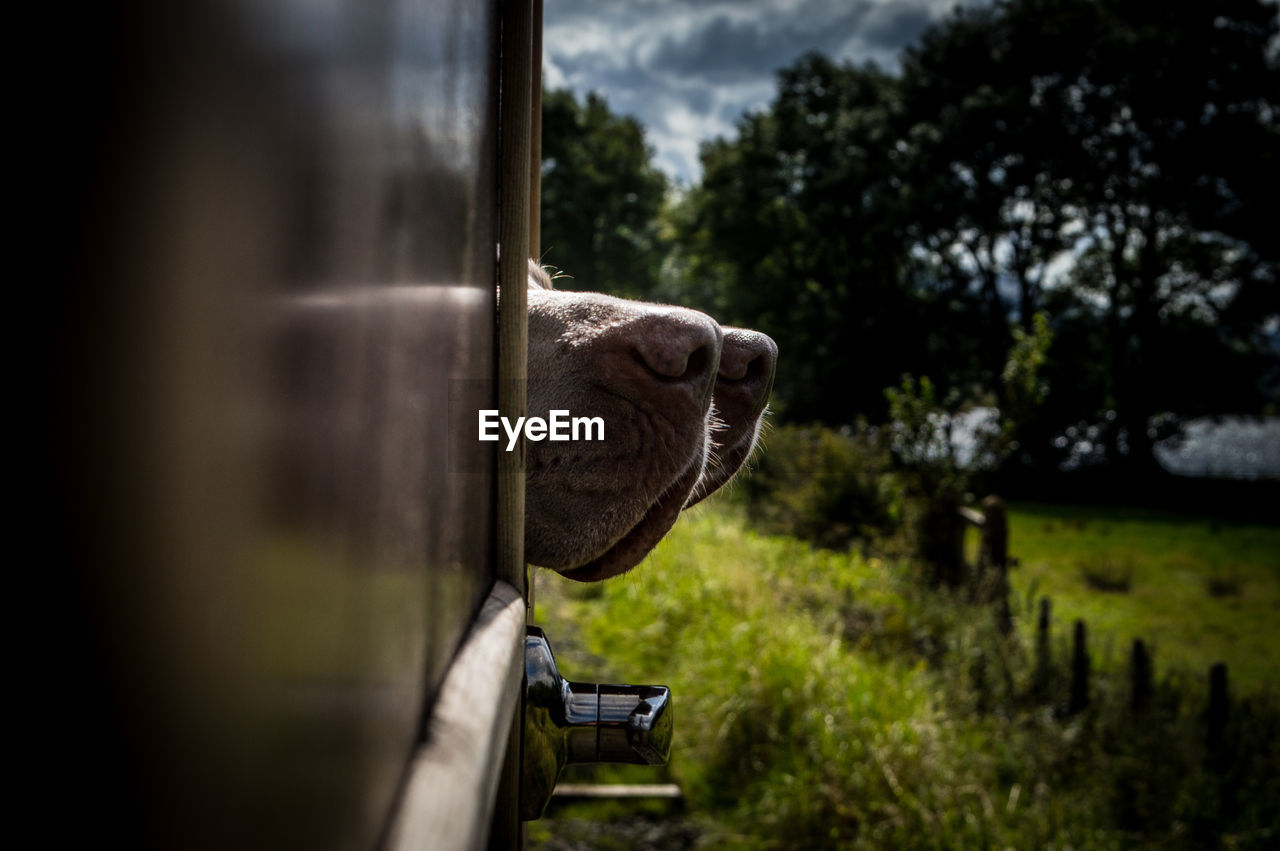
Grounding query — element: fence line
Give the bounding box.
[1029,594,1232,751]
[950,497,1232,746]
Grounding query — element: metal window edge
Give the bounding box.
[385,580,525,851]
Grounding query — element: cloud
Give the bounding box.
[860,2,943,49]
[646,8,873,84]
[543,0,988,181]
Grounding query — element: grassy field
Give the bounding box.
[529,500,1280,849]
[1003,503,1280,690]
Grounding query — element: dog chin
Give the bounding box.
[551,454,705,582]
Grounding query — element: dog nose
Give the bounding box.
[631,311,722,392]
[716,328,777,412]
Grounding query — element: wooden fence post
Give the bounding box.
[1207,662,1229,752]
[1068,619,1090,715]
[980,496,1011,633]
[921,493,965,588]
[1034,597,1052,702]
[1129,638,1152,715]
[979,495,1008,573]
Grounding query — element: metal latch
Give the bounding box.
[520,626,672,820]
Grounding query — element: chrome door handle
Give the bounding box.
[521,626,672,820]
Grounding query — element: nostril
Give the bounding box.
[718,330,778,384]
[633,342,713,382]
[742,353,766,383]
[683,344,711,382]
[631,318,721,384]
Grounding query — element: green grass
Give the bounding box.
[529,501,1280,848]
[1004,502,1280,691]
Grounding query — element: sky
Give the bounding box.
[542,0,988,183]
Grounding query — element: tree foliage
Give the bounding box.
[671,0,1279,474]
[901,0,1280,473]
[539,88,668,298]
[673,55,925,423]
[541,0,1279,479]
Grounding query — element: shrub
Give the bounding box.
[736,424,902,549]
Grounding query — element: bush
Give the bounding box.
[735,424,903,550]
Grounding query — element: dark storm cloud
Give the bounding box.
[543,0,988,180]
[554,51,655,93]
[860,2,941,49]
[647,7,875,83]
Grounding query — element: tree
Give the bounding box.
[539,88,668,298]
[901,0,1280,474]
[549,1,1278,480]
[886,314,1051,584]
[675,55,932,424]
